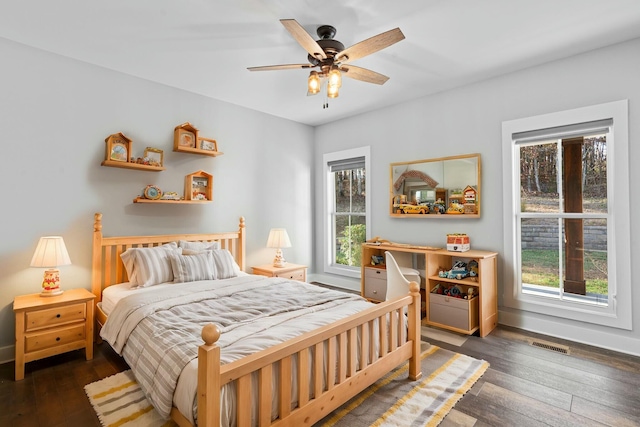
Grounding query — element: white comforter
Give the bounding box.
[100,275,373,425]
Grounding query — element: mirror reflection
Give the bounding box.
[390,153,481,217]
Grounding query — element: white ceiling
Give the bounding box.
[2,0,640,126]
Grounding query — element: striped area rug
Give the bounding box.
[84,370,177,427]
[316,344,488,427]
[86,345,487,427]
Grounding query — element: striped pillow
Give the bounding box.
[178,240,220,251]
[169,251,216,283]
[120,243,181,288]
[212,249,239,279]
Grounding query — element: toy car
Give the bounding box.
[397,204,429,214]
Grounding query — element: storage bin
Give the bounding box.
[429,293,478,331]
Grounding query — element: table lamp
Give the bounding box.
[266,228,291,268]
[30,236,72,296]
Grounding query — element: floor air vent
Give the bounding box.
[530,340,570,354]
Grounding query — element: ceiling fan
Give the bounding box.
[248,19,405,107]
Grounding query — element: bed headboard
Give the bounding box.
[91,212,246,304]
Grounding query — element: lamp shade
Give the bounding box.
[266,228,291,249]
[30,236,71,268]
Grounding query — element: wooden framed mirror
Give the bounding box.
[389,153,481,217]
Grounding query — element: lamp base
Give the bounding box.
[41,289,64,297]
[40,268,63,297]
[273,248,287,268]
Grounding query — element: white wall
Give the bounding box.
[0,38,314,361]
[313,37,640,355]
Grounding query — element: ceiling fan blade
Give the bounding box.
[280,19,327,61]
[247,63,315,72]
[340,65,389,85]
[335,28,405,64]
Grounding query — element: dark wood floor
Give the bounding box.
[1,285,639,426]
[437,326,640,427]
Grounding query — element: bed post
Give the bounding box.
[92,213,103,300]
[237,216,246,271]
[198,324,221,427]
[91,213,104,342]
[407,281,423,381]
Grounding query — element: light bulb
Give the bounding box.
[328,67,342,88]
[327,84,339,98]
[307,71,321,95]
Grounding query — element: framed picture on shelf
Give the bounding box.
[104,132,132,163]
[178,130,196,148]
[192,177,208,200]
[184,170,213,201]
[199,138,218,152]
[144,147,164,167]
[174,122,199,151]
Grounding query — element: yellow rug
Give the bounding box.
[86,345,488,427]
[84,369,177,427]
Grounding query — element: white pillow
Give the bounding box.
[120,242,181,288]
[212,249,240,279]
[178,240,220,251]
[169,251,216,283]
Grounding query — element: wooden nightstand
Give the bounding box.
[13,288,95,381]
[252,263,307,282]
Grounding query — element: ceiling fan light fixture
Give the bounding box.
[307,71,321,95]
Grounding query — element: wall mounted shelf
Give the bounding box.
[172,146,224,157]
[101,160,165,172]
[133,197,211,204]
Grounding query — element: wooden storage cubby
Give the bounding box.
[361,243,498,337]
[425,249,497,337]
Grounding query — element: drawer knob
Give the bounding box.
[375,271,381,275]
[56,337,61,341]
[56,314,61,318]
[373,290,377,294]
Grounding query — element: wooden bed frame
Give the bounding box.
[91,213,423,427]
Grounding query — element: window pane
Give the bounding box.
[582,135,607,214]
[521,218,560,293]
[520,142,559,213]
[333,215,366,266]
[562,218,608,298]
[334,168,366,213]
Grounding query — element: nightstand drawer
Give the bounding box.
[274,269,305,281]
[25,303,86,331]
[25,324,85,353]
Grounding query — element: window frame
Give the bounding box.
[502,100,631,330]
[322,147,371,278]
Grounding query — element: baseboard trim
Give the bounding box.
[499,308,640,357]
[307,273,360,292]
[0,344,14,364]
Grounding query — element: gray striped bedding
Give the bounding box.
[100,275,373,424]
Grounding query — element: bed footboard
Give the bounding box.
[191,282,422,427]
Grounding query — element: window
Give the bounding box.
[502,101,631,329]
[323,147,371,278]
